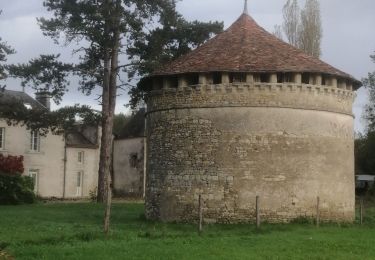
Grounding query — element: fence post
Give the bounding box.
[256,195,260,229]
[360,197,364,225]
[316,196,320,227]
[198,194,203,235]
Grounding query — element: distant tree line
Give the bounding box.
[356,52,375,176]
[113,108,145,139]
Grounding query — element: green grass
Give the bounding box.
[1,202,375,260]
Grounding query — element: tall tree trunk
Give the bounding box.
[97,0,120,204]
[97,47,111,203]
[103,0,121,234]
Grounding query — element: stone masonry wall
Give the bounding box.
[145,83,355,223]
[147,83,354,116]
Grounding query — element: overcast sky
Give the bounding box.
[0,0,374,132]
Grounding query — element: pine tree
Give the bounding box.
[6,0,223,233]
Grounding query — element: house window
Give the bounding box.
[76,171,83,196]
[0,127,5,149]
[30,131,40,152]
[29,169,39,194]
[78,151,85,164]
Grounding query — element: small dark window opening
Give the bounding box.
[260,74,269,83]
[302,73,310,84]
[310,75,316,85]
[232,73,246,83]
[337,79,342,88]
[338,79,345,89]
[153,77,163,90]
[187,74,199,85]
[229,74,234,83]
[253,74,261,82]
[170,76,178,88]
[206,74,214,84]
[284,73,293,83]
[129,153,138,168]
[322,75,326,86]
[212,72,221,84]
[277,73,283,83]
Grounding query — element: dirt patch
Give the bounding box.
[0,250,14,260]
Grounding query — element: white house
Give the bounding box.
[113,109,146,198]
[0,89,100,198]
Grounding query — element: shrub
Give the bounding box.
[0,174,36,205]
[0,155,35,205]
[89,187,98,202]
[0,154,24,175]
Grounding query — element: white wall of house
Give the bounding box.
[0,119,100,199]
[113,137,145,197]
[65,147,99,198]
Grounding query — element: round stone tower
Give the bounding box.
[143,8,361,223]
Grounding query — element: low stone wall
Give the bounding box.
[145,83,355,223]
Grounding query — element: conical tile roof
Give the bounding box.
[152,13,360,87]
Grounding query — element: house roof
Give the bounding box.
[66,130,98,149]
[152,13,361,88]
[65,124,100,149]
[1,89,99,149]
[0,89,46,110]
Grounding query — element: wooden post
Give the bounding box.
[198,195,203,235]
[256,195,260,229]
[360,198,364,225]
[316,196,320,227]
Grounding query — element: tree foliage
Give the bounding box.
[273,25,283,40]
[0,154,24,175]
[117,108,145,138]
[8,55,72,103]
[363,52,375,131]
[113,109,145,138]
[299,0,322,58]
[0,175,35,205]
[127,15,223,78]
[0,95,100,135]
[113,113,131,137]
[8,0,223,208]
[127,12,223,109]
[355,132,375,175]
[0,11,15,81]
[276,0,322,58]
[282,0,300,46]
[5,0,223,232]
[0,155,34,205]
[355,52,375,176]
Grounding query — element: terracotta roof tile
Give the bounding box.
[153,14,360,86]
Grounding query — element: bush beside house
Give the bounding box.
[0,154,35,205]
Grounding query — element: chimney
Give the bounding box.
[35,91,51,111]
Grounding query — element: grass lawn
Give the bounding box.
[0,202,375,260]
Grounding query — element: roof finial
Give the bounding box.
[243,0,249,15]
